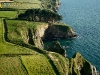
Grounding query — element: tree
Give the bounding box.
[18,13,25,20]
[18,9,62,22]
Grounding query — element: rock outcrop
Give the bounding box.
[27,28,44,49]
[43,23,77,41]
[52,0,61,12]
[69,52,99,75]
[27,23,76,49]
[29,24,49,49]
[47,41,66,57]
[26,23,76,49]
[5,19,76,49]
[48,42,99,75]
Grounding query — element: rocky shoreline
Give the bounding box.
[2,0,99,74]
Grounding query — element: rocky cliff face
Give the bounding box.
[27,28,44,49]
[47,48,99,75]
[43,24,77,41]
[4,19,99,75]
[69,52,99,75]
[29,24,49,49]
[5,19,76,49]
[26,23,76,49]
[47,41,99,75]
[47,41,66,57]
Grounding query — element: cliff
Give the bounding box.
[69,52,99,75]
[43,23,77,41]
[0,0,99,74]
[46,41,99,75]
[5,20,76,49]
[47,41,66,57]
[2,18,99,75]
[47,47,99,75]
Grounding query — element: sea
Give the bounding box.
[44,0,100,73]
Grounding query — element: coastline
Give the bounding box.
[0,0,99,75]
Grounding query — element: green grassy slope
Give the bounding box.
[13,0,40,3]
[5,19,71,75]
[0,18,58,75]
[48,52,69,75]
[53,23,73,32]
[0,18,35,54]
[21,54,56,75]
[0,18,32,75]
[1,0,42,9]
[2,3,41,9]
[0,56,28,75]
[0,2,71,74]
[0,10,57,75]
[0,9,59,74]
[1,0,59,9]
[5,19,47,45]
[0,11,17,18]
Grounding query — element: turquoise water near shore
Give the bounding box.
[44,0,100,72]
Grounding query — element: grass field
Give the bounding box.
[0,18,57,75]
[48,52,69,75]
[0,56,28,75]
[0,0,58,9]
[1,0,42,9]
[0,2,67,74]
[0,18,36,54]
[21,54,56,75]
[0,11,17,18]
[5,19,47,45]
[0,0,69,75]
[2,3,41,9]
[13,0,40,3]
[53,23,73,32]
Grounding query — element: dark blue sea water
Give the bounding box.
[44,0,100,72]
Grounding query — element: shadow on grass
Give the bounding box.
[3,19,10,42]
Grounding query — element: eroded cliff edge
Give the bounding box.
[4,19,76,49]
[1,0,99,75]
[47,42,99,75]
[4,19,99,75]
[69,52,98,75]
